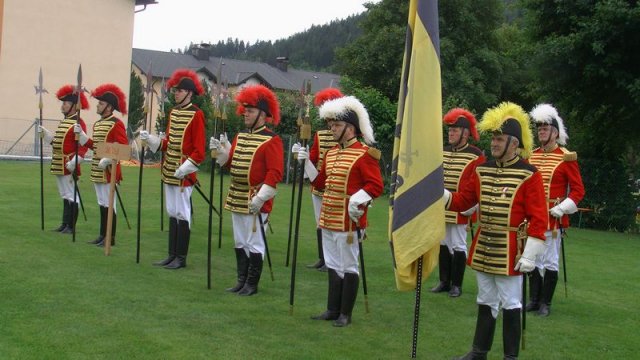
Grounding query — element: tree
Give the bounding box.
[336,0,408,101]
[127,71,145,140]
[522,0,640,230]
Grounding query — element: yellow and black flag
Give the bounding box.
[389,0,444,292]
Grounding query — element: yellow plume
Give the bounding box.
[479,102,533,159]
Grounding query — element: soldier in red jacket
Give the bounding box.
[292,87,344,271]
[431,108,485,298]
[75,84,129,247]
[141,69,206,270]
[38,85,89,234]
[210,85,284,296]
[297,96,384,327]
[446,102,548,360]
[527,104,585,317]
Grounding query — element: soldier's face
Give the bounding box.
[490,134,517,160]
[243,107,264,128]
[448,127,465,145]
[61,101,74,115]
[172,88,189,104]
[537,124,556,144]
[96,100,109,115]
[328,120,351,141]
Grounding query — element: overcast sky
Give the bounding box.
[133,0,379,52]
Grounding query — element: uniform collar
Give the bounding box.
[340,137,358,149]
[496,155,520,168]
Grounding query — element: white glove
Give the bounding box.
[249,184,277,214]
[65,155,82,173]
[173,160,199,179]
[73,124,90,146]
[38,125,54,144]
[348,189,372,222]
[549,198,578,218]
[210,133,231,165]
[514,237,546,273]
[139,130,161,153]
[98,157,112,170]
[461,204,478,217]
[296,146,319,181]
[296,145,309,162]
[443,189,452,205]
[291,142,302,154]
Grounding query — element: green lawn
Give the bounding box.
[0,160,638,359]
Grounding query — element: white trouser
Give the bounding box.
[56,175,79,203]
[441,223,468,254]
[311,193,322,226]
[535,230,562,272]
[94,183,117,213]
[322,229,362,278]
[164,184,193,227]
[231,212,267,257]
[476,271,523,318]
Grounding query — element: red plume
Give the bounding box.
[235,85,281,126]
[313,88,343,107]
[56,84,89,110]
[91,83,128,114]
[166,69,204,95]
[443,108,479,141]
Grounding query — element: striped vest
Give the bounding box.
[443,144,482,224]
[528,147,567,208]
[50,117,76,175]
[471,160,534,275]
[311,130,338,196]
[224,127,274,214]
[90,116,117,183]
[162,107,196,185]
[319,143,368,231]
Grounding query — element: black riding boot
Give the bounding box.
[238,252,263,296]
[154,217,177,266]
[226,248,250,292]
[165,219,190,269]
[311,268,342,321]
[97,211,116,247]
[538,270,558,317]
[525,270,543,312]
[503,308,521,360]
[333,272,359,327]
[89,206,106,244]
[453,305,496,360]
[61,201,79,234]
[307,228,326,270]
[431,245,452,292]
[449,250,467,297]
[54,200,69,232]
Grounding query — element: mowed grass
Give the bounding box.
[0,160,638,359]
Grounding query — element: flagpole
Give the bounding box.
[411,257,424,358]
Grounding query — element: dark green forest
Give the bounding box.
[142,0,639,232]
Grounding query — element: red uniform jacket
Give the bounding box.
[160,103,206,187]
[443,143,485,224]
[85,116,128,183]
[50,114,89,176]
[223,125,284,214]
[312,139,384,232]
[529,146,585,229]
[446,156,547,276]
